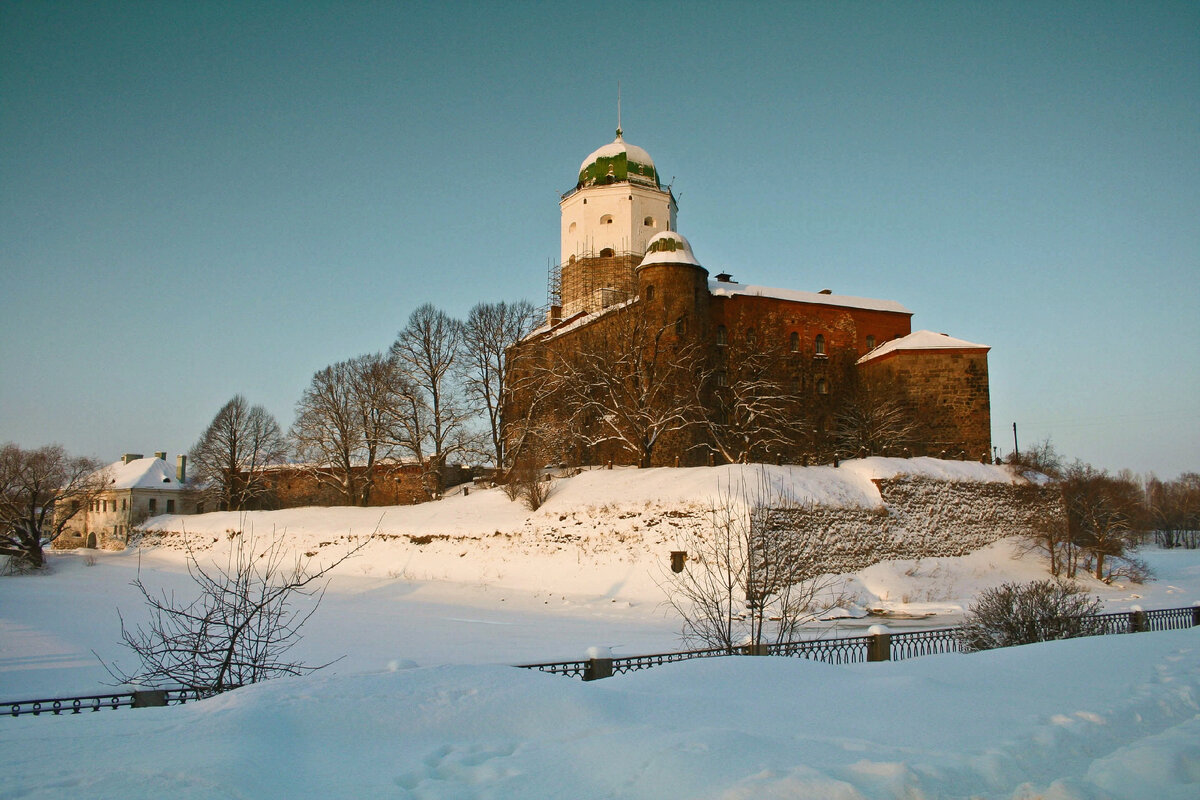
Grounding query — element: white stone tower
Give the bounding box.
[556,130,678,317]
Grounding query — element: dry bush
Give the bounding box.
[960,580,1101,652]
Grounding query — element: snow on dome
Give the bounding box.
[638,231,701,268]
[858,330,990,364]
[577,131,659,188]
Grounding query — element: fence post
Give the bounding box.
[131,690,167,708]
[867,624,892,662]
[741,643,770,656]
[1129,606,1148,633]
[583,646,613,681]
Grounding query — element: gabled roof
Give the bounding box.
[857,330,989,364]
[708,280,911,315]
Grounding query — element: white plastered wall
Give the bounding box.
[560,183,677,264]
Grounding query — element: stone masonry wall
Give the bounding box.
[769,476,1063,576]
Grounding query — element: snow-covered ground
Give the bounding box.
[3,463,1199,798]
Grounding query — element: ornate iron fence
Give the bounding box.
[7,605,1199,715]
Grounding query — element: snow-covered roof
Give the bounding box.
[857,330,990,364]
[708,280,911,315]
[638,231,702,268]
[578,132,655,175]
[100,457,186,490]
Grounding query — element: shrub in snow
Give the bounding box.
[959,579,1101,652]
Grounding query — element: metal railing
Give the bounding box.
[516,604,1200,682]
[5,687,222,718]
[7,606,1199,715]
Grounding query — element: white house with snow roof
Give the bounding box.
[56,452,202,549]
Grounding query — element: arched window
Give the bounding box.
[814,334,826,356]
[789,331,799,352]
[600,214,614,225]
[716,325,727,346]
[644,285,654,302]
[675,317,686,336]
[599,247,615,257]
[568,222,577,233]
[816,378,828,395]
[866,334,876,350]
[643,216,656,227]
[746,327,757,346]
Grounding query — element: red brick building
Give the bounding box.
[506,131,992,467]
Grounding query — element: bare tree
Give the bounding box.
[0,443,106,570]
[390,304,474,494]
[1146,472,1200,549]
[702,344,807,464]
[290,354,412,506]
[461,300,537,469]
[663,473,841,651]
[1061,462,1147,581]
[548,304,705,467]
[190,396,287,511]
[104,532,365,691]
[291,360,367,505]
[834,372,923,457]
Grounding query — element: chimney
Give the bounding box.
[122,453,143,465]
[819,289,833,295]
[155,451,167,461]
[177,455,187,483]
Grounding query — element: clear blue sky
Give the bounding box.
[2,1,1197,477]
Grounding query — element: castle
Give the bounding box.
[507,129,992,468]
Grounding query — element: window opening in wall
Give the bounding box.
[166,499,175,514]
[746,327,757,346]
[815,334,826,356]
[817,378,828,395]
[643,216,656,227]
[569,222,576,233]
[600,247,614,257]
[122,499,127,510]
[866,335,876,350]
[790,377,800,393]
[675,317,686,336]
[716,325,727,346]
[716,370,728,387]
[645,285,654,301]
[148,498,157,515]
[600,214,614,225]
[789,331,799,352]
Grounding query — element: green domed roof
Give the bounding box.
[577,130,660,188]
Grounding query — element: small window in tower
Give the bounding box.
[600,214,614,225]
[569,222,576,233]
[789,331,799,352]
[644,285,654,302]
[817,378,829,395]
[746,327,757,346]
[675,317,686,336]
[866,334,876,350]
[716,370,728,387]
[600,247,614,257]
[568,255,576,264]
[815,334,826,356]
[716,325,727,346]
[790,376,800,393]
[643,216,656,227]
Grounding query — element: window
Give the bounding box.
[716,325,727,346]
[600,214,614,225]
[568,222,576,233]
[789,331,799,352]
[643,216,656,227]
[121,499,127,510]
[790,377,800,393]
[166,499,175,514]
[746,327,757,346]
[814,334,826,356]
[148,498,157,515]
[644,285,654,301]
[817,378,829,395]
[675,317,686,336]
[716,370,728,387]
[600,247,615,257]
[866,335,876,350]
